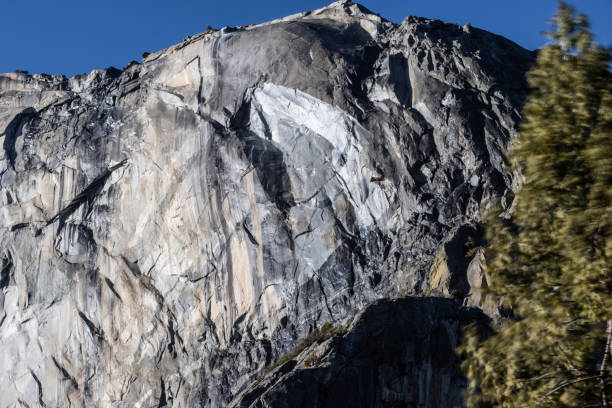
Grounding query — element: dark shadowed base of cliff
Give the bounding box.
[231,297,488,408]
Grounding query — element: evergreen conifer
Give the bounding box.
[461,2,612,407]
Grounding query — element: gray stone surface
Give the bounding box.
[230,297,488,408]
[0,1,532,406]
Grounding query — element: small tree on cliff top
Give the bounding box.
[461,2,611,407]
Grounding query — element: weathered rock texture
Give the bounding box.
[231,298,488,408]
[0,1,532,407]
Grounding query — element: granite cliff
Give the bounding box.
[0,1,532,406]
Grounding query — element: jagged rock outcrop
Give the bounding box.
[0,1,532,407]
[231,297,488,408]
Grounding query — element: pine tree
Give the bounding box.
[460,2,612,407]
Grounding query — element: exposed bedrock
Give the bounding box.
[0,1,532,406]
[231,297,489,408]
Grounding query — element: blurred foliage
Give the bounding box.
[460,1,612,407]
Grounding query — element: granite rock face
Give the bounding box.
[0,1,532,407]
[230,298,488,408]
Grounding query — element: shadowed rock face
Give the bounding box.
[231,298,488,408]
[0,1,531,407]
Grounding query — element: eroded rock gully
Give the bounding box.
[0,1,532,406]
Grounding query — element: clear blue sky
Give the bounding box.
[1,1,611,77]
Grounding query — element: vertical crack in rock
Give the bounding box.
[158,377,168,407]
[29,369,46,408]
[0,252,12,290]
[77,310,106,344]
[51,356,79,390]
[242,219,260,247]
[103,277,123,302]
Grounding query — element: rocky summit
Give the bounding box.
[0,1,533,407]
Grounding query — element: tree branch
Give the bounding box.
[600,319,612,408]
[543,375,601,398]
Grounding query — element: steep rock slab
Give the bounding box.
[0,1,532,406]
